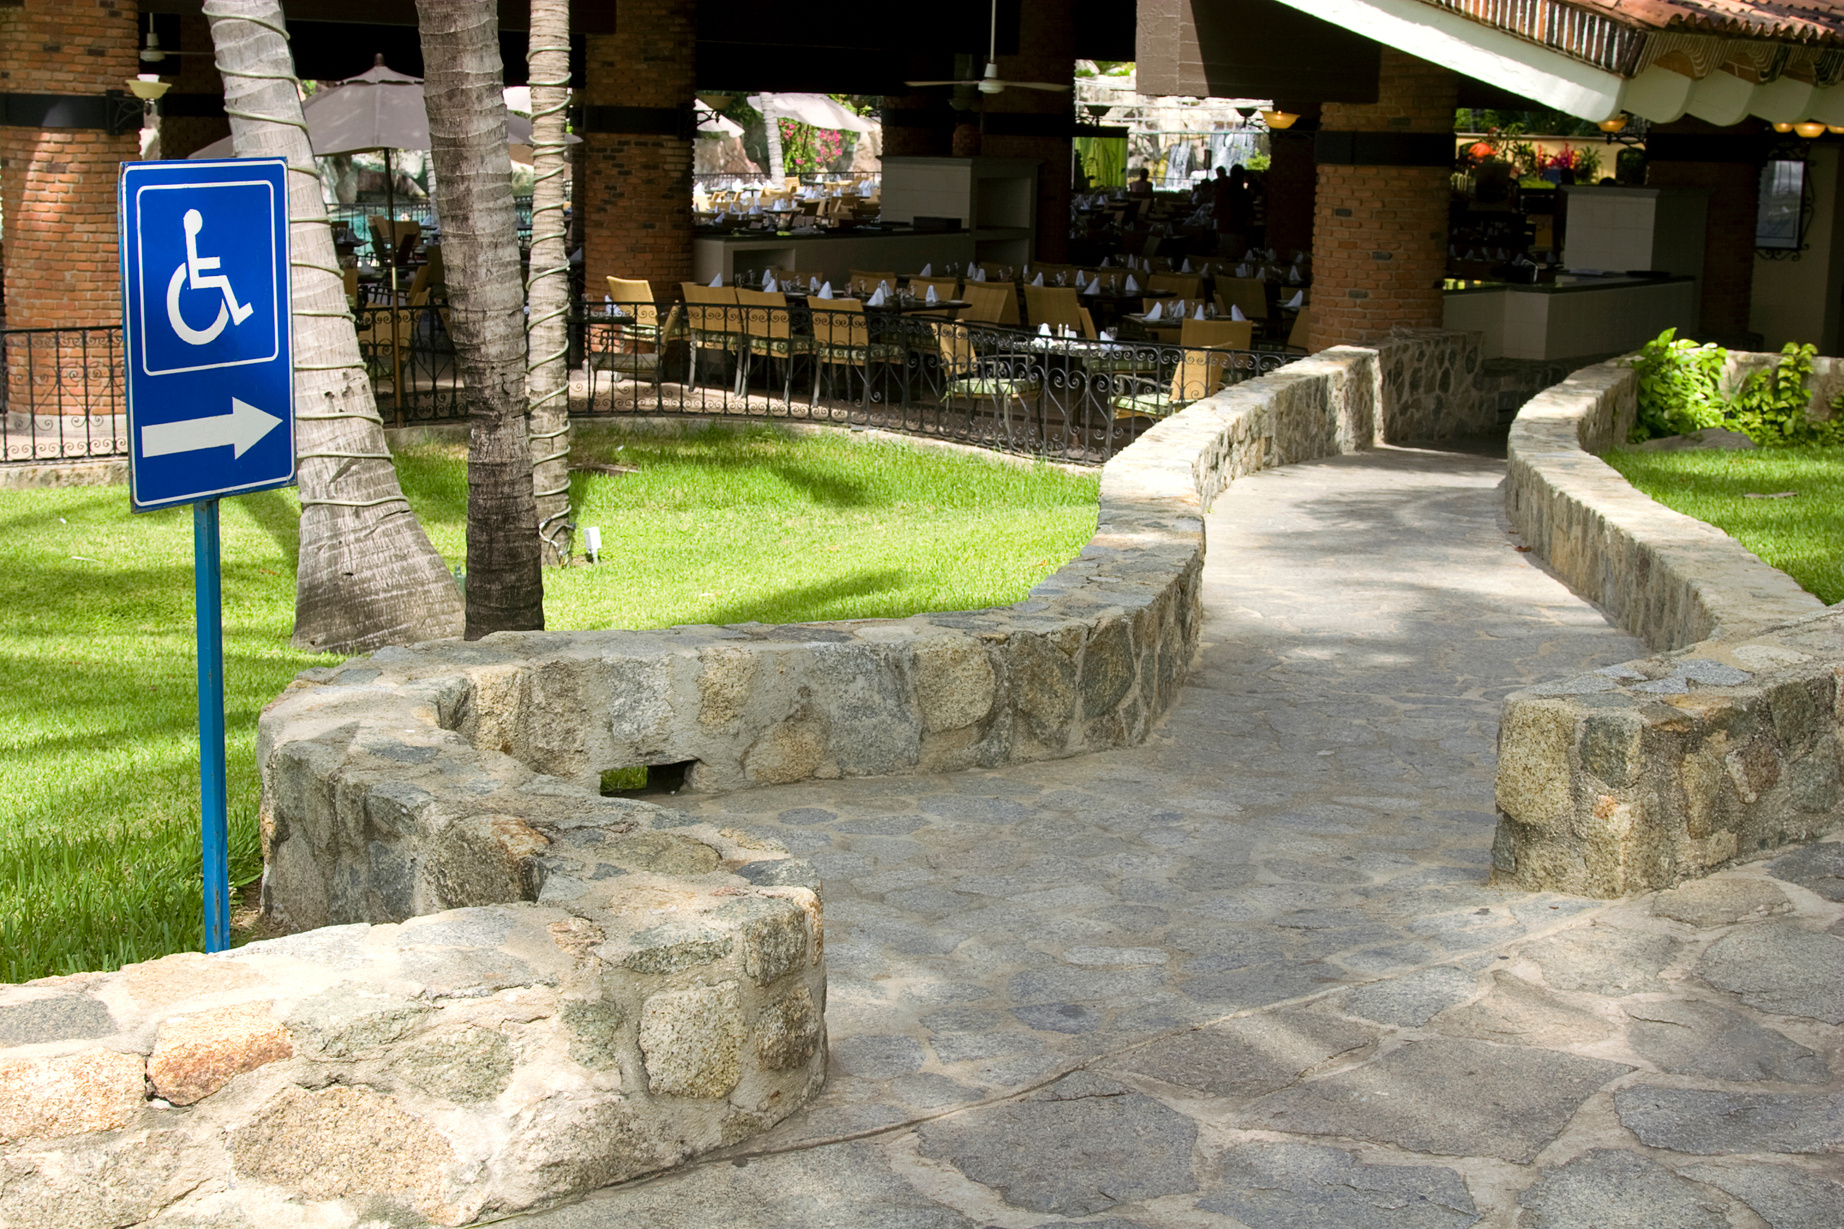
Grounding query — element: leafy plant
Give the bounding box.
[1627,331,1844,447]
[1728,343,1844,446]
[1628,328,1727,443]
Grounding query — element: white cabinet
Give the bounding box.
[879,156,1039,267]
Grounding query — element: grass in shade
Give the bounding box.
[0,424,1097,981]
[1603,445,1844,605]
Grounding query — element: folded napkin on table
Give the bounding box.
[1031,272,1045,287]
[1082,278,1100,296]
[761,268,775,288]
[1100,329,1116,341]
[865,285,887,307]
[1099,256,1111,267]
[1236,263,1252,278]
[1195,304,1206,320]
[809,275,821,291]
[709,274,724,287]
[1038,323,1052,336]
[818,282,833,299]
[925,284,939,304]
[1284,290,1304,309]
[973,267,987,282]
[1181,258,1194,273]
[1143,300,1163,321]
[919,263,932,277]
[764,277,778,292]
[1230,304,1246,322]
[1124,274,1140,293]
[1288,267,1303,284]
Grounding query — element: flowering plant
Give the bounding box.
[779,119,846,173]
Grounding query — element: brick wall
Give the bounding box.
[1309,50,1455,351]
[581,0,696,297]
[1646,158,1758,341]
[978,0,1074,263]
[1,0,140,423]
[156,12,229,161]
[1265,128,1316,257]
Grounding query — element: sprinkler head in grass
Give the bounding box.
[583,526,603,565]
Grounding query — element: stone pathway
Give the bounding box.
[508,446,1844,1229]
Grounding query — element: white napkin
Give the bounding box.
[1265,248,1277,261]
[920,262,932,277]
[1194,304,1206,320]
[1284,290,1304,309]
[1100,329,1116,342]
[1171,299,1186,316]
[764,277,778,292]
[1031,272,1045,287]
[866,285,887,307]
[1082,278,1100,296]
[1288,267,1303,285]
[1255,267,1268,282]
[1245,248,1259,261]
[810,275,821,291]
[1100,256,1111,267]
[1181,258,1194,273]
[973,267,987,282]
[1230,304,1247,322]
[1124,274,1140,293]
[1038,322,1052,336]
[925,284,939,304]
[709,274,724,288]
[818,282,834,299]
[761,268,775,288]
[1144,300,1163,321]
[1236,263,1252,278]
[749,204,762,215]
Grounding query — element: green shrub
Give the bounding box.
[1626,330,1844,447]
[1628,327,1725,443]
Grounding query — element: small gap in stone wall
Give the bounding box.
[600,760,698,799]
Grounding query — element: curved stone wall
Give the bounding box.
[1494,359,1844,897]
[1502,359,1824,652]
[0,346,1395,1228]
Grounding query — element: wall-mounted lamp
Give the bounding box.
[1260,109,1298,130]
[127,73,171,114]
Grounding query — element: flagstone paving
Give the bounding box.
[509,445,1843,1229]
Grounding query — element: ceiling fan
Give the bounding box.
[903,0,1072,95]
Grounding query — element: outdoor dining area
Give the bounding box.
[574,248,1309,458]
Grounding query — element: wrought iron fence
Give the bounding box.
[569,298,1298,464]
[2,299,1301,470]
[1,326,128,463]
[326,196,534,264]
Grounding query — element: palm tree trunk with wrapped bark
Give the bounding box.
[416,0,545,636]
[201,0,464,654]
[526,0,573,566]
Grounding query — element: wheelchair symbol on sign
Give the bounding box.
[165,208,255,346]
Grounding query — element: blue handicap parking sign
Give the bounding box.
[120,159,294,511]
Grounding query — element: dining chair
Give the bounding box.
[907,276,962,317]
[680,282,742,385]
[1111,346,1235,421]
[958,283,1011,327]
[848,269,899,297]
[1078,307,1100,341]
[1215,277,1269,322]
[1180,318,1253,351]
[932,321,1041,428]
[1023,285,1083,333]
[1286,306,1312,351]
[811,298,901,406]
[734,287,813,399]
[1146,273,1203,300]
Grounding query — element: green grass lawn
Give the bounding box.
[1603,445,1844,605]
[0,424,1097,982]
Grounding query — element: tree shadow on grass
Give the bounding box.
[231,489,300,566]
[700,567,910,627]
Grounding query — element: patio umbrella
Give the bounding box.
[745,93,877,135]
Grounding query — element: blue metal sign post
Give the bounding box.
[120,158,294,953]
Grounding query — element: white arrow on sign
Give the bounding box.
[141,397,283,461]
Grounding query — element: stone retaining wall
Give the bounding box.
[0,346,1395,1228]
[1494,358,1844,896]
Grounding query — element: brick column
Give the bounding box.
[1309,50,1455,351]
[1646,154,1759,342]
[1,0,140,435]
[980,0,1074,263]
[581,0,695,295]
[1264,124,1316,258]
[155,12,229,161]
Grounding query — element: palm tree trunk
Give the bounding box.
[526,0,573,566]
[201,0,464,655]
[416,0,545,638]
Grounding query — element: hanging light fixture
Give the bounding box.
[1260,109,1298,130]
[1597,114,1628,133]
[1773,121,1796,133]
[1795,120,1827,138]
